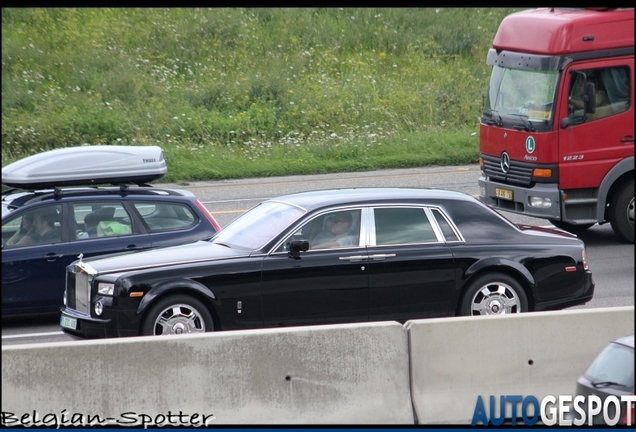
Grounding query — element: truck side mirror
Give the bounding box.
[584,82,596,114]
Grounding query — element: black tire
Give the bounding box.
[459,272,528,316]
[141,294,214,336]
[609,181,634,244]
[549,220,594,233]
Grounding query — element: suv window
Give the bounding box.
[74,203,132,240]
[133,201,197,232]
[3,204,63,247]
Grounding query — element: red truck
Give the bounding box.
[478,8,634,243]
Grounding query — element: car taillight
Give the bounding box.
[195,199,221,231]
[582,249,589,271]
[620,398,635,426]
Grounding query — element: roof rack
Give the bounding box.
[1,145,167,190]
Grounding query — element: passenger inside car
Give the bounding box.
[27,207,61,244]
[5,213,35,247]
[84,207,116,237]
[311,211,360,249]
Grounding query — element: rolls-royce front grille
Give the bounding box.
[67,262,95,315]
[75,271,91,314]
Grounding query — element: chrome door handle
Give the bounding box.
[368,254,397,260]
[43,253,63,261]
[339,255,369,262]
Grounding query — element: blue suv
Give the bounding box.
[2,146,221,315]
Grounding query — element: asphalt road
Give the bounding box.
[2,164,633,345]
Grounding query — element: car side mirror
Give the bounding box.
[288,239,309,259]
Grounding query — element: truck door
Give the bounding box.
[559,59,634,191]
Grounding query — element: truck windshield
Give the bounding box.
[482,67,559,132]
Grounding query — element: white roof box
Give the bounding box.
[2,145,167,189]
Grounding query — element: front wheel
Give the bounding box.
[141,294,214,336]
[610,181,634,244]
[459,273,528,316]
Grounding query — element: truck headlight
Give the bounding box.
[97,282,115,296]
[528,196,552,208]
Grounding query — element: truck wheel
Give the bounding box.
[549,220,594,233]
[459,273,528,316]
[141,294,214,336]
[610,181,634,244]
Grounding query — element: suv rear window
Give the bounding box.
[134,201,197,232]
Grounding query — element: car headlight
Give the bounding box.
[97,282,115,296]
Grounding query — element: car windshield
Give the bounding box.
[212,201,305,251]
[482,66,559,132]
[584,342,634,388]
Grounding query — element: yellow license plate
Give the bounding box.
[495,187,513,201]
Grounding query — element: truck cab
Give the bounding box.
[478,8,634,243]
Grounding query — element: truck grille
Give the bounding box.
[481,154,534,186]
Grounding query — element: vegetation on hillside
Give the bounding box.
[2,8,521,182]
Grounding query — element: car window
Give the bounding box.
[431,208,461,242]
[374,207,436,245]
[133,201,197,232]
[279,209,362,252]
[74,202,132,240]
[3,204,62,247]
[584,342,634,388]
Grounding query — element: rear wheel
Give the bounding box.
[141,294,214,336]
[460,273,528,316]
[610,181,634,243]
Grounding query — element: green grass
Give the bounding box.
[1,7,522,182]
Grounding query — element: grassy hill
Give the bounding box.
[2,8,521,183]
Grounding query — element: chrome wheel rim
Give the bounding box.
[153,304,206,335]
[471,282,521,315]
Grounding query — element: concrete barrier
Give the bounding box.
[2,306,632,426]
[1,321,414,425]
[406,306,634,424]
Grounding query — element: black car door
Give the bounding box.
[260,209,369,327]
[366,206,456,321]
[2,203,71,314]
